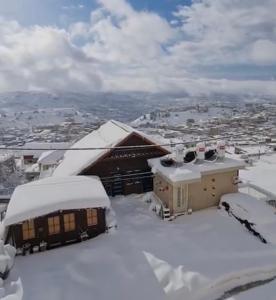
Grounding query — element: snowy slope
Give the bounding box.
[221,193,276,244]
[228,280,276,300]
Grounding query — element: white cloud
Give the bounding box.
[62,4,85,10]
[173,0,276,66]
[0,18,102,92]
[251,39,276,65]
[0,0,276,95]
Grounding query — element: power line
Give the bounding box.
[0,132,249,152]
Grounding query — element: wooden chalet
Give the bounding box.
[4,176,110,254]
[53,120,170,196]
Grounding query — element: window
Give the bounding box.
[48,216,60,235]
[212,178,216,182]
[63,213,76,232]
[177,187,181,208]
[87,209,98,226]
[22,220,35,240]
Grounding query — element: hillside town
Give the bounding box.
[1,113,276,300]
[0,0,276,299]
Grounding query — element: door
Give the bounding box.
[174,185,188,213]
[124,179,143,195]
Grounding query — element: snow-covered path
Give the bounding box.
[7,194,276,300]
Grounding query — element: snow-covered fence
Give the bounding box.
[239,182,276,202]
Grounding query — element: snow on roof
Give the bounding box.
[0,153,13,163]
[148,156,245,184]
[22,142,70,158]
[4,176,110,226]
[38,150,65,165]
[53,120,164,177]
[221,193,276,244]
[240,153,276,197]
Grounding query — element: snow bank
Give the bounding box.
[0,241,16,279]
[220,193,276,244]
[144,251,209,297]
[231,278,276,299]
[240,152,276,197]
[0,278,23,300]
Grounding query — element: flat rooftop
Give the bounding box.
[148,156,245,184]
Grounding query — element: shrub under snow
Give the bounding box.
[0,240,16,280]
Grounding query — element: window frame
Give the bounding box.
[22,220,35,240]
[63,213,76,232]
[48,216,61,235]
[86,208,98,226]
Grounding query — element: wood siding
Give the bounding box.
[81,133,169,196]
[7,208,106,253]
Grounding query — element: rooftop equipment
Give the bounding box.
[217,141,226,159]
[184,150,196,163]
[160,157,174,167]
[175,144,184,164]
[196,142,205,161]
[205,149,217,160]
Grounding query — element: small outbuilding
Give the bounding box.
[4,176,110,254]
[148,143,245,216]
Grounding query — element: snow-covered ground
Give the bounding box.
[7,194,276,300]
[221,193,276,244]
[228,280,276,300]
[240,152,276,196]
[132,107,233,128]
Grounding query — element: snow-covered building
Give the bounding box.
[37,149,65,178]
[3,176,110,254]
[148,143,245,216]
[53,120,169,196]
[21,142,70,166]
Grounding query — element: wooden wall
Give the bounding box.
[81,133,169,195]
[6,208,106,253]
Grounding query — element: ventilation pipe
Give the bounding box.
[175,144,184,164]
[217,140,226,159]
[196,142,205,161]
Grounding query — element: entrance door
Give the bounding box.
[124,180,143,195]
[175,185,188,213]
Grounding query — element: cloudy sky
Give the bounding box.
[0,0,276,95]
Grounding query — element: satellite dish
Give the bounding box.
[160,158,174,167]
[184,151,196,163]
[205,149,217,160]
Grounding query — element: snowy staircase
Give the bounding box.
[161,207,170,220]
[151,193,171,220]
